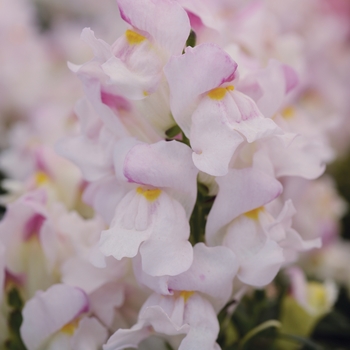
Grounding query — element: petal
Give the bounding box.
[101,54,162,100]
[190,97,244,176]
[83,175,131,225]
[164,43,238,136]
[237,239,285,287]
[55,97,115,182]
[81,78,129,138]
[132,254,170,295]
[257,134,326,179]
[230,91,280,142]
[89,282,126,328]
[20,284,89,350]
[140,239,193,277]
[56,135,113,182]
[71,317,108,350]
[98,190,153,260]
[117,0,190,56]
[206,168,282,246]
[123,140,198,218]
[140,295,189,335]
[139,193,193,276]
[81,28,112,62]
[99,190,192,275]
[242,59,297,119]
[61,257,125,294]
[103,321,151,350]
[180,294,219,350]
[168,243,238,309]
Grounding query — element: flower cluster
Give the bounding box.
[0,0,349,349]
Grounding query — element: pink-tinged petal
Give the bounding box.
[282,64,299,94]
[55,97,116,182]
[190,97,244,176]
[113,137,141,182]
[132,254,170,295]
[103,321,151,350]
[20,284,89,350]
[180,294,219,350]
[242,60,289,119]
[140,294,189,334]
[117,0,190,56]
[71,317,108,350]
[56,135,113,182]
[83,175,131,225]
[140,239,193,277]
[101,54,162,100]
[230,91,280,142]
[61,257,124,294]
[89,282,125,328]
[206,168,282,246]
[168,243,238,309]
[164,43,238,136]
[139,192,192,276]
[237,239,285,287]
[81,28,112,62]
[255,134,326,179]
[281,229,322,264]
[81,78,129,138]
[0,190,48,274]
[99,190,191,276]
[123,140,198,217]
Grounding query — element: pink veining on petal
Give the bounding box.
[23,214,46,241]
[101,91,132,112]
[5,270,25,287]
[117,5,132,26]
[75,287,90,316]
[282,64,299,93]
[186,11,204,33]
[34,149,53,178]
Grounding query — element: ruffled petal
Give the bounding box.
[168,243,238,309]
[190,96,244,176]
[164,43,238,135]
[20,284,89,350]
[123,140,198,217]
[206,168,282,246]
[117,0,190,56]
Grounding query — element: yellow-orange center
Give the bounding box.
[244,207,263,221]
[136,187,162,202]
[125,29,146,45]
[60,319,79,336]
[281,106,295,119]
[208,85,234,100]
[180,291,195,303]
[35,171,49,186]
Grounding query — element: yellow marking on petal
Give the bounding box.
[208,85,234,100]
[244,207,264,221]
[125,29,146,45]
[35,171,49,186]
[143,91,149,96]
[136,187,162,202]
[208,87,227,100]
[60,319,79,336]
[180,291,194,303]
[281,106,295,119]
